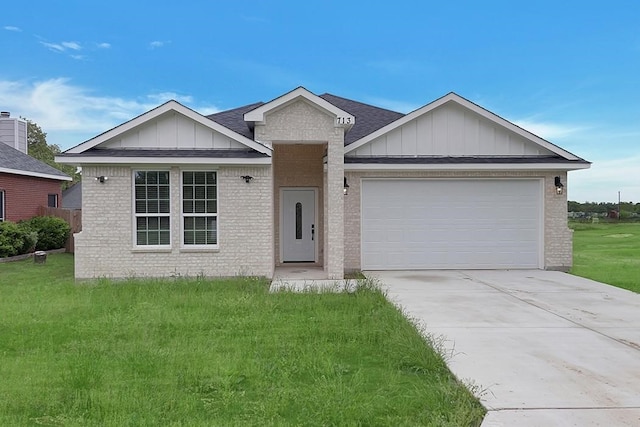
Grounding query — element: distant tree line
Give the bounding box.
[568,201,640,218]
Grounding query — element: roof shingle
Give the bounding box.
[0,143,70,179]
[206,94,405,146]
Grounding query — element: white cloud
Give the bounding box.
[147,92,193,104]
[0,78,219,149]
[512,119,586,140]
[149,40,169,49]
[39,40,82,53]
[3,26,21,32]
[62,41,81,50]
[97,42,111,49]
[40,41,66,52]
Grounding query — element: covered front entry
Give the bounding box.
[281,188,317,262]
[361,178,543,270]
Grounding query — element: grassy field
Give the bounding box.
[571,222,640,293]
[0,254,484,426]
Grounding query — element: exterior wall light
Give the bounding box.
[95,176,108,183]
[554,176,564,195]
[241,175,253,183]
[343,177,350,195]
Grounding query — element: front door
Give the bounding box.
[282,189,316,262]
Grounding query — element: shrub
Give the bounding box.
[0,221,34,257]
[19,216,70,251]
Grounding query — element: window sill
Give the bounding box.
[131,247,173,253]
[179,246,220,253]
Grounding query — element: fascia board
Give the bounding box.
[343,162,591,171]
[0,167,72,181]
[55,155,272,165]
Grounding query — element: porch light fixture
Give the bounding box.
[241,175,253,183]
[95,176,108,183]
[554,176,564,195]
[343,177,350,195]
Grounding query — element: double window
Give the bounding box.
[133,170,218,248]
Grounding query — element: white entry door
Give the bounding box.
[282,189,316,262]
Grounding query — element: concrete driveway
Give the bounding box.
[365,270,640,426]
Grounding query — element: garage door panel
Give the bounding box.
[361,179,541,270]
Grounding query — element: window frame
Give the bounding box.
[0,190,5,222]
[132,170,172,248]
[180,170,219,249]
[48,193,58,208]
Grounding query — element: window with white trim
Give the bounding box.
[182,171,217,246]
[0,190,5,221]
[134,171,171,246]
[48,193,58,208]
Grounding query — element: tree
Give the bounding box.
[25,119,80,188]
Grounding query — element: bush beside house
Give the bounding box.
[0,216,70,257]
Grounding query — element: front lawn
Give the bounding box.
[0,254,484,426]
[571,222,640,293]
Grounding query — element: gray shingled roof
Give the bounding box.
[318,94,405,145]
[207,94,405,146]
[62,182,82,209]
[207,102,264,140]
[0,142,70,180]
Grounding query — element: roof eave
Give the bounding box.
[55,155,271,166]
[0,167,72,181]
[344,162,591,171]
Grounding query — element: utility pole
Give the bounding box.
[618,191,621,221]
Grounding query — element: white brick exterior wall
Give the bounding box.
[75,165,273,279]
[344,170,572,272]
[73,96,576,279]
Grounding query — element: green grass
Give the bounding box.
[0,254,484,426]
[571,222,640,293]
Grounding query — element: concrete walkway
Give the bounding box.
[366,270,640,426]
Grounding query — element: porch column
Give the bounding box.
[325,132,344,279]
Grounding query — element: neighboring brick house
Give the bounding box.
[0,113,71,222]
[57,88,590,279]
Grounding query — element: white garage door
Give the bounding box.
[361,179,542,269]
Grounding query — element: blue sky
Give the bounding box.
[1,1,638,202]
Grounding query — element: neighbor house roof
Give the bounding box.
[0,142,71,181]
[62,182,82,209]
